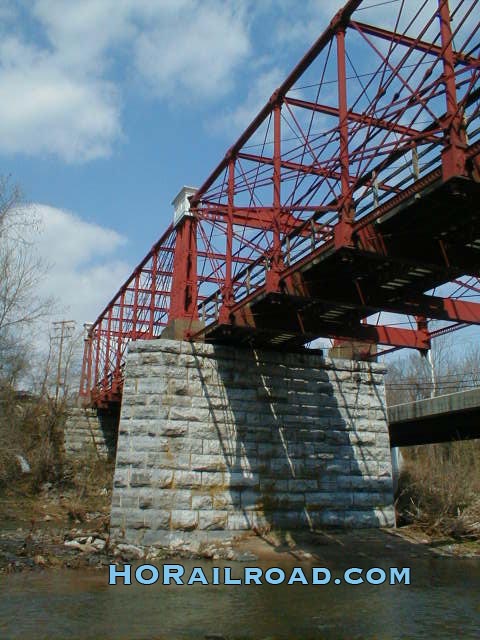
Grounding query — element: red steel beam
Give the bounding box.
[199,204,306,233]
[232,306,430,349]
[270,102,283,280]
[335,26,354,248]
[200,201,327,213]
[219,157,235,321]
[438,0,468,179]
[284,97,435,140]
[237,151,344,180]
[350,20,479,67]
[282,291,480,327]
[441,298,480,324]
[350,325,430,349]
[236,151,399,196]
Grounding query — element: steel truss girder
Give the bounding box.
[350,20,478,67]
[284,97,437,141]
[197,204,306,233]
[80,0,480,407]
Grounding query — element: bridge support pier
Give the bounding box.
[110,339,394,549]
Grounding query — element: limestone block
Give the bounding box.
[225,472,259,488]
[227,513,251,530]
[353,491,393,508]
[152,512,172,530]
[170,510,198,531]
[191,455,228,472]
[130,472,151,488]
[158,422,188,438]
[191,494,213,510]
[153,489,191,510]
[150,470,174,489]
[139,494,153,510]
[172,470,202,488]
[198,511,228,531]
[240,490,264,509]
[305,491,353,508]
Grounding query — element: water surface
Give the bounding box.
[1,554,479,639]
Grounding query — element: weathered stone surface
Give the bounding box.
[170,510,198,531]
[63,407,118,459]
[110,338,394,547]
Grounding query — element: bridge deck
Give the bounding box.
[201,175,480,349]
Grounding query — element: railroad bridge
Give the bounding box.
[77,0,480,546]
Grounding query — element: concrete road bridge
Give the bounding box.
[389,387,480,446]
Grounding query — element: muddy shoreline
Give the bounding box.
[2,522,479,575]
[2,479,479,575]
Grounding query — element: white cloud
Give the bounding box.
[27,204,131,327]
[32,0,135,73]
[0,0,252,161]
[134,2,249,101]
[0,37,121,162]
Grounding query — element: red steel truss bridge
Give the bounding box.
[80,0,480,407]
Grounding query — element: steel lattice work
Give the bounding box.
[80,0,480,407]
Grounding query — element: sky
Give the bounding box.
[2,0,350,329]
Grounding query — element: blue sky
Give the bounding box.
[1,0,355,325]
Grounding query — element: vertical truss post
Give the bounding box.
[438,0,466,179]
[416,316,431,354]
[169,215,199,332]
[104,306,112,385]
[79,328,93,401]
[132,271,140,339]
[114,289,125,390]
[335,27,354,249]
[266,100,284,292]
[94,325,101,394]
[149,252,157,337]
[219,158,235,323]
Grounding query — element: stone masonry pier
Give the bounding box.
[110,339,394,548]
[64,407,118,460]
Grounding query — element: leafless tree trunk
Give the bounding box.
[0,177,54,385]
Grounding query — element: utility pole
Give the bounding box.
[427,349,437,398]
[52,320,75,404]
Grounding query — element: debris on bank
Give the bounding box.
[0,525,260,574]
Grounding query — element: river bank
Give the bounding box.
[2,500,479,576]
[2,453,480,576]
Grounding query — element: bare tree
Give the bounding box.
[0,177,54,384]
[386,328,480,406]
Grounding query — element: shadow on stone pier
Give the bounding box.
[110,339,394,548]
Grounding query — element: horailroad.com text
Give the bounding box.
[109,564,411,586]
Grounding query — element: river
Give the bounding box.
[1,551,479,639]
